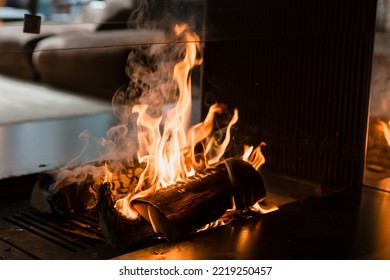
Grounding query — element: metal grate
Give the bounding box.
[1,210,109,259]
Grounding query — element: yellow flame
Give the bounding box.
[112,24,266,219]
[242,145,254,161]
[104,162,113,183]
[242,142,266,170]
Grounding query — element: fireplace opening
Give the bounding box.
[1,0,387,260]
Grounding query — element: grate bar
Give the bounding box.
[3,209,108,253]
[28,211,105,243]
[20,212,99,248]
[4,215,81,252]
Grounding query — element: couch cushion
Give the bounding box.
[32,29,166,99]
[0,23,96,80]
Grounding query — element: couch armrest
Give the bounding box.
[33,29,166,99]
[0,23,96,80]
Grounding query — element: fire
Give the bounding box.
[104,162,113,183]
[242,143,266,170]
[103,24,266,219]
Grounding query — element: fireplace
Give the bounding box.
[1,0,390,260]
[201,0,377,193]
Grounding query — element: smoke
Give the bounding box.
[128,0,169,29]
[129,0,150,27]
[48,11,200,205]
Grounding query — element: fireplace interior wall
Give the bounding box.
[201,0,377,192]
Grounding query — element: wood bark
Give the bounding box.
[131,158,266,241]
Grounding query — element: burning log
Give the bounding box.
[131,158,266,241]
[96,158,265,247]
[97,183,155,250]
[30,160,144,214]
[228,158,267,209]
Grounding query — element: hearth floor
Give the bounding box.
[115,186,390,260]
[1,186,389,260]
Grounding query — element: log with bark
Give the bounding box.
[131,158,266,241]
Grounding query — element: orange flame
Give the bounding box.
[242,143,266,170]
[104,162,113,183]
[112,24,266,219]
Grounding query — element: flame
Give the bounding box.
[251,202,279,214]
[109,24,266,219]
[104,162,113,183]
[242,142,266,170]
[132,25,203,190]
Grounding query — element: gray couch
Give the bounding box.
[0,0,166,100]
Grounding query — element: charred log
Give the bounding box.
[131,158,266,241]
[31,170,98,214]
[228,158,266,209]
[97,183,155,250]
[31,160,144,214]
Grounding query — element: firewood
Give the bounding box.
[228,158,266,209]
[33,158,265,248]
[31,170,98,214]
[97,183,155,250]
[31,160,143,214]
[131,158,266,241]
